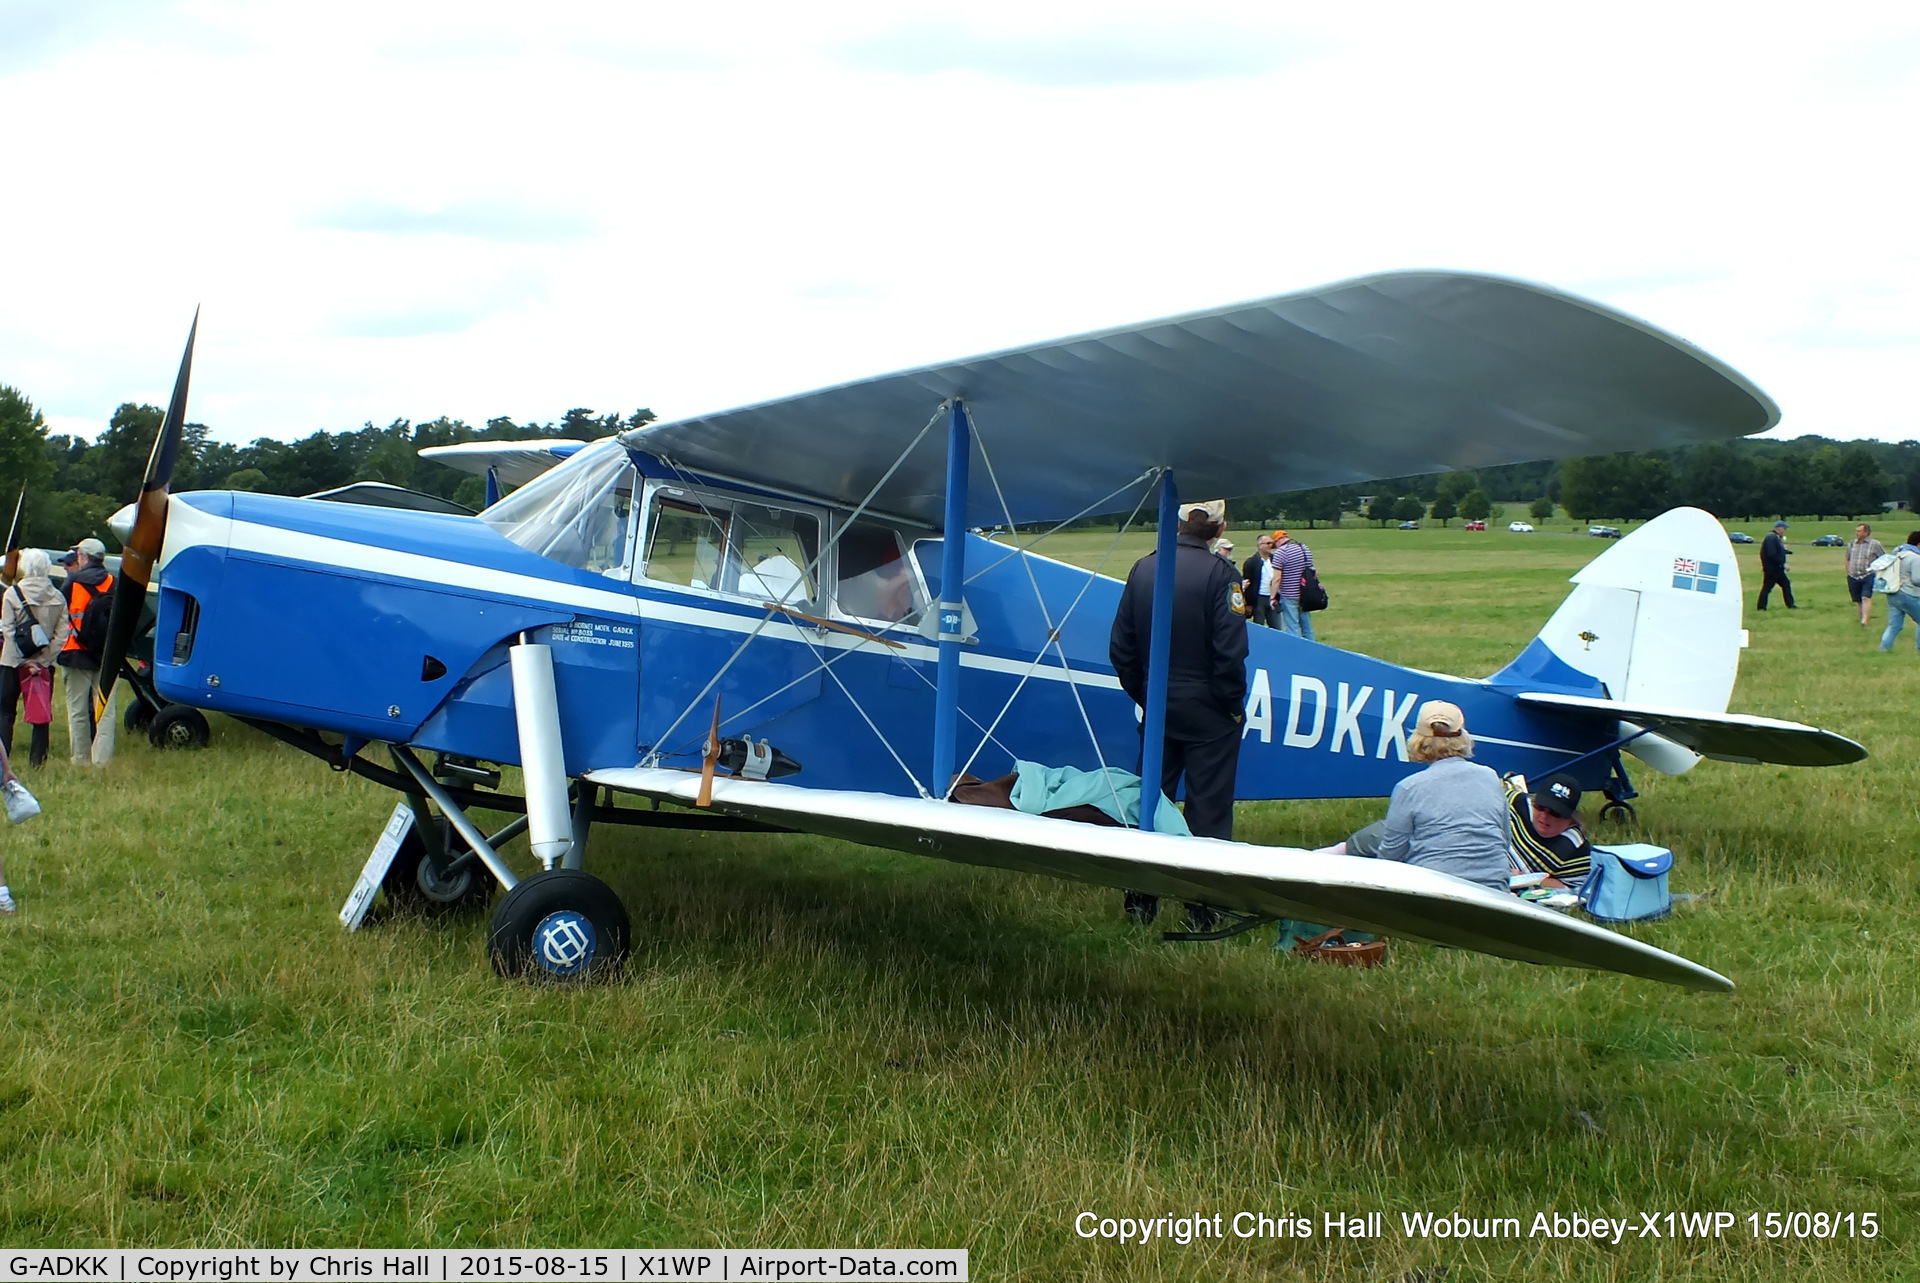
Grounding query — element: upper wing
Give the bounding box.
[621,271,1778,527]
[1514,691,1867,766]
[585,767,1732,992]
[304,481,475,515]
[417,439,593,488]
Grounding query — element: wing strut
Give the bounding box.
[931,400,972,795]
[1138,470,1179,831]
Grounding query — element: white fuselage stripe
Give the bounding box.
[161,503,1124,691]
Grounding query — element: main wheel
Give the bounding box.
[382,824,495,914]
[147,705,210,749]
[488,869,631,982]
[124,699,156,734]
[1599,799,1637,824]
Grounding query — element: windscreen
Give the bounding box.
[481,440,636,573]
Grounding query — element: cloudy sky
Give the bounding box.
[2,1,1915,447]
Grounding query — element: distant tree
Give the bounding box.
[1435,470,1477,505]
[1624,455,1677,521]
[1834,444,1888,518]
[1391,495,1426,523]
[78,403,165,501]
[25,489,123,550]
[1460,489,1492,522]
[1681,442,1755,518]
[1365,495,1395,526]
[225,468,267,491]
[1528,495,1555,521]
[0,385,55,499]
[1288,486,1345,528]
[1430,495,1457,526]
[1560,454,1633,521]
[1758,451,1808,520]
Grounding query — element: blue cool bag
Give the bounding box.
[1580,844,1674,923]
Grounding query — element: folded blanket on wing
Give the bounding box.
[949,760,1191,836]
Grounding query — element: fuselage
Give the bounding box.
[150,445,1618,801]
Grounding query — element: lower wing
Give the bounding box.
[1514,692,1866,766]
[586,767,1732,992]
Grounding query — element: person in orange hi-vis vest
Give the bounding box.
[56,537,116,766]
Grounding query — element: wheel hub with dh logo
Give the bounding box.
[533,910,598,976]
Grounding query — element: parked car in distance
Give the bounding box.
[1588,525,1623,539]
[1509,521,1534,533]
[1465,520,1487,531]
[1729,532,1755,544]
[1811,534,1846,547]
[1398,520,1420,530]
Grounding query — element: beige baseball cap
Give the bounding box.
[1416,699,1466,736]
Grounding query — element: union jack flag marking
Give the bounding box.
[1673,557,1699,575]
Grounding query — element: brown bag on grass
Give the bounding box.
[1292,928,1387,968]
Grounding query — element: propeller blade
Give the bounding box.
[97,310,197,701]
[3,483,23,583]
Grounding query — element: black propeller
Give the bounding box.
[2,482,23,583]
[97,310,197,704]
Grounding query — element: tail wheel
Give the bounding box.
[147,705,210,749]
[382,824,495,914]
[1599,800,1637,824]
[488,869,630,982]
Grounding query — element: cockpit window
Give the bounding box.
[481,439,636,575]
[642,500,729,590]
[727,503,818,606]
[832,520,921,623]
[637,486,820,608]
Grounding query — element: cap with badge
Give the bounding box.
[1531,773,1582,819]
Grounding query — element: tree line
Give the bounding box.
[5,378,1917,547]
[0,382,650,549]
[1228,437,1920,528]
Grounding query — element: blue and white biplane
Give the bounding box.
[99,272,1864,993]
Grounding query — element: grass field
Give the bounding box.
[1,519,1915,1279]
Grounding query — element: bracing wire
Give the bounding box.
[957,412,1163,813]
[964,469,1155,586]
[950,466,1159,793]
[790,628,932,798]
[641,405,944,765]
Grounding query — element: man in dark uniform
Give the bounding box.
[1110,505,1249,923]
[1758,520,1795,610]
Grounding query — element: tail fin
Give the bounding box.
[1490,508,1745,772]
[1533,507,1744,710]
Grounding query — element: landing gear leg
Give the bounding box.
[1599,750,1639,825]
[564,781,594,871]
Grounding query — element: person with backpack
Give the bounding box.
[1878,531,1920,654]
[0,548,71,768]
[57,537,117,766]
[1270,529,1317,641]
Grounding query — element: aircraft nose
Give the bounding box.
[109,501,137,542]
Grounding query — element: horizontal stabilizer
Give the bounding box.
[586,767,1732,991]
[1514,692,1866,767]
[418,439,592,487]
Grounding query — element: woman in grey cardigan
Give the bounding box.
[1,548,72,769]
[1335,699,1512,893]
